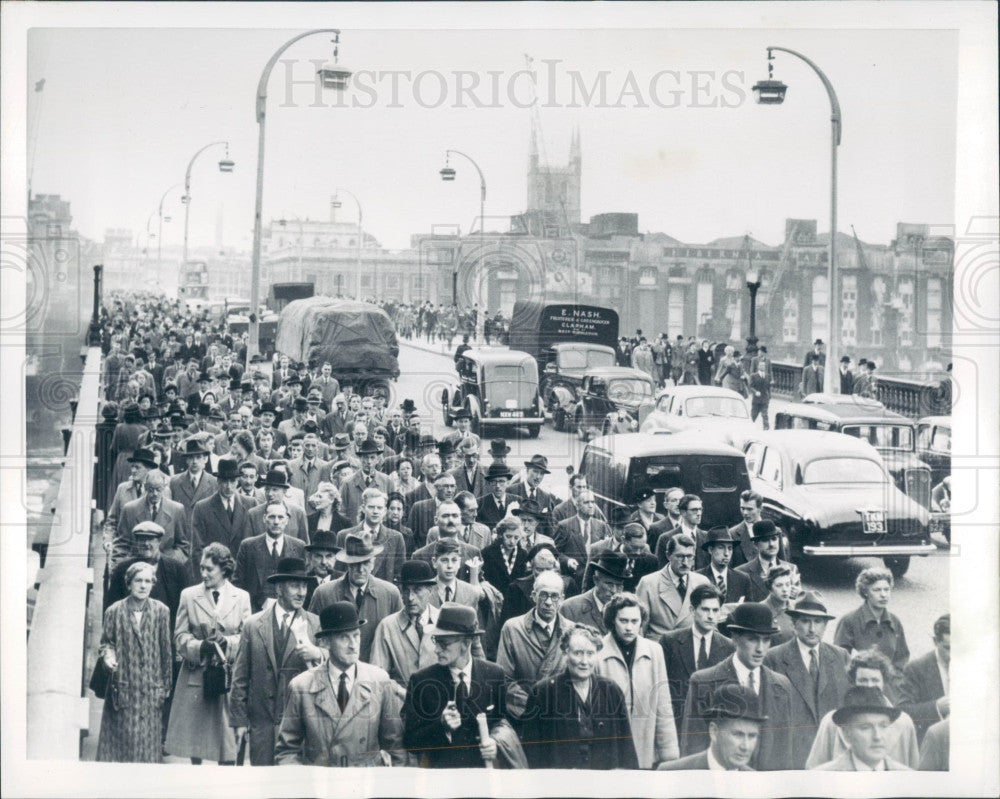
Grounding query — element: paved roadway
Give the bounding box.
[397,338,949,661]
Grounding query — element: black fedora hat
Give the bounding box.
[182,438,211,457]
[489,438,511,456]
[127,447,159,469]
[197,371,212,383]
[356,438,384,456]
[750,520,780,541]
[436,440,457,456]
[511,498,547,519]
[608,505,633,528]
[216,457,240,481]
[708,684,769,723]
[292,397,309,412]
[622,522,647,540]
[332,433,351,450]
[786,590,836,621]
[229,378,242,391]
[257,467,291,490]
[196,401,213,417]
[335,532,384,564]
[399,559,437,586]
[315,601,366,637]
[257,402,277,415]
[427,602,484,637]
[305,530,341,553]
[452,406,472,420]
[400,398,417,413]
[720,602,781,637]
[152,422,174,439]
[702,526,738,550]
[284,374,303,387]
[832,686,900,725]
[523,454,550,474]
[485,461,513,481]
[265,556,312,583]
[591,553,630,581]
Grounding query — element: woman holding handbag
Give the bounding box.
[164,543,252,764]
[96,562,173,763]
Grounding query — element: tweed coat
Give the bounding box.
[595,633,679,768]
[115,495,191,570]
[169,470,219,522]
[104,479,168,544]
[496,610,573,719]
[449,463,487,500]
[635,567,711,640]
[228,605,322,765]
[287,456,331,499]
[559,588,606,633]
[233,534,307,612]
[659,626,735,736]
[96,598,173,763]
[763,638,851,768]
[308,574,402,662]
[275,662,405,766]
[191,492,255,566]
[425,521,492,551]
[680,654,795,770]
[164,580,252,761]
[104,556,190,632]
[246,500,310,545]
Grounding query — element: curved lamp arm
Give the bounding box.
[445,149,487,203]
[767,46,842,145]
[256,28,342,122]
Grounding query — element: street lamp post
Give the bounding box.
[247,29,351,366]
[746,267,762,350]
[440,149,486,345]
[181,141,234,271]
[754,46,842,392]
[333,189,364,301]
[157,183,183,289]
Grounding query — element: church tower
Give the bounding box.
[526,122,582,234]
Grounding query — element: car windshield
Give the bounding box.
[802,457,887,484]
[608,379,653,403]
[485,364,537,407]
[683,396,749,419]
[842,424,914,451]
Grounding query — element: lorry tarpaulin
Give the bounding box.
[275,298,400,377]
[508,301,620,360]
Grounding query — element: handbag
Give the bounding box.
[89,655,115,699]
[202,641,232,698]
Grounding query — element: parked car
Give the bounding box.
[773,399,932,510]
[916,415,952,544]
[569,367,656,441]
[540,342,619,430]
[637,385,757,446]
[442,348,544,438]
[575,431,751,529]
[740,430,934,579]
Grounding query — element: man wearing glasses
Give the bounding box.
[636,533,711,640]
[653,494,707,569]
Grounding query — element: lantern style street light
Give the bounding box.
[746,264,762,349]
[181,141,234,271]
[157,183,183,282]
[754,46,842,393]
[333,189,364,300]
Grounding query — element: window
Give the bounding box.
[760,447,783,487]
[802,458,886,484]
[639,267,657,287]
[898,279,914,347]
[667,286,686,338]
[413,275,426,289]
[696,277,713,329]
[841,274,857,347]
[744,442,766,475]
[811,275,829,343]
[782,289,799,343]
[926,278,942,348]
[700,462,738,492]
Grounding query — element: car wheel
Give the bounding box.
[884,556,911,579]
[553,407,566,432]
[527,423,541,439]
[470,413,481,436]
[441,389,453,427]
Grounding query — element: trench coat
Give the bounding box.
[164,580,252,761]
[496,610,573,719]
[595,633,679,768]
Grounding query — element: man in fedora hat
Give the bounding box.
[309,532,402,663]
[103,447,163,556]
[735,520,798,602]
[763,590,851,768]
[114,468,191,570]
[696,526,753,606]
[681,602,795,770]
[246,468,309,544]
[303,530,340,609]
[335,487,407,585]
[587,508,638,559]
[510,499,557,551]
[508,454,558,517]
[234,501,308,612]
[561,553,628,633]
[476,461,515,529]
[811,686,911,770]
[191,456,254,567]
[230,556,324,765]
[370,560,447,690]
[277,395,309,439]
[659,685,766,771]
[339,439,391,525]
[169,438,218,524]
[402,602,508,768]
[486,437,511,467]
[275,601,404,766]
[442,407,477,449]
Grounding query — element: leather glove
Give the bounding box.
[199,639,215,659]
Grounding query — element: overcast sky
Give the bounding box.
[27,26,957,252]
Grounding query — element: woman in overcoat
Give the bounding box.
[108,401,149,497]
[96,562,173,763]
[595,593,679,768]
[696,340,715,386]
[762,564,796,646]
[522,624,639,770]
[165,543,252,763]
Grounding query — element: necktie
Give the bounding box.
[445,586,452,603]
[697,635,708,670]
[463,525,472,543]
[413,616,424,642]
[212,589,220,606]
[337,673,349,712]
[355,589,365,611]
[677,574,687,598]
[134,482,143,497]
[271,540,280,560]
[149,502,159,518]
[809,648,819,693]
[748,669,758,695]
[716,573,726,595]
[227,501,234,522]
[455,673,468,714]
[529,489,535,501]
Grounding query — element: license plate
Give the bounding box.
[499,411,519,418]
[860,509,887,535]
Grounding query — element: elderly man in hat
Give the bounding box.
[335,487,407,585]
[508,454,558,514]
[402,603,509,768]
[811,687,912,771]
[511,499,557,551]
[659,685,766,771]
[339,439,392,525]
[308,532,402,663]
[115,468,191,570]
[277,395,309,439]
[303,530,340,609]
[370,560,446,691]
[763,591,851,767]
[103,447,163,556]
[275,601,404,766]
[246,468,310,543]
[436,439,461,474]
[497,570,575,719]
[696,527,753,605]
[681,602,795,770]
[191,457,254,568]
[234,500,308,612]
[561,553,628,633]
[169,438,218,524]
[636,532,711,640]
[230,556,324,765]
[735,520,798,602]
[475,461,515,529]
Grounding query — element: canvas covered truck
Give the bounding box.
[274,297,400,399]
